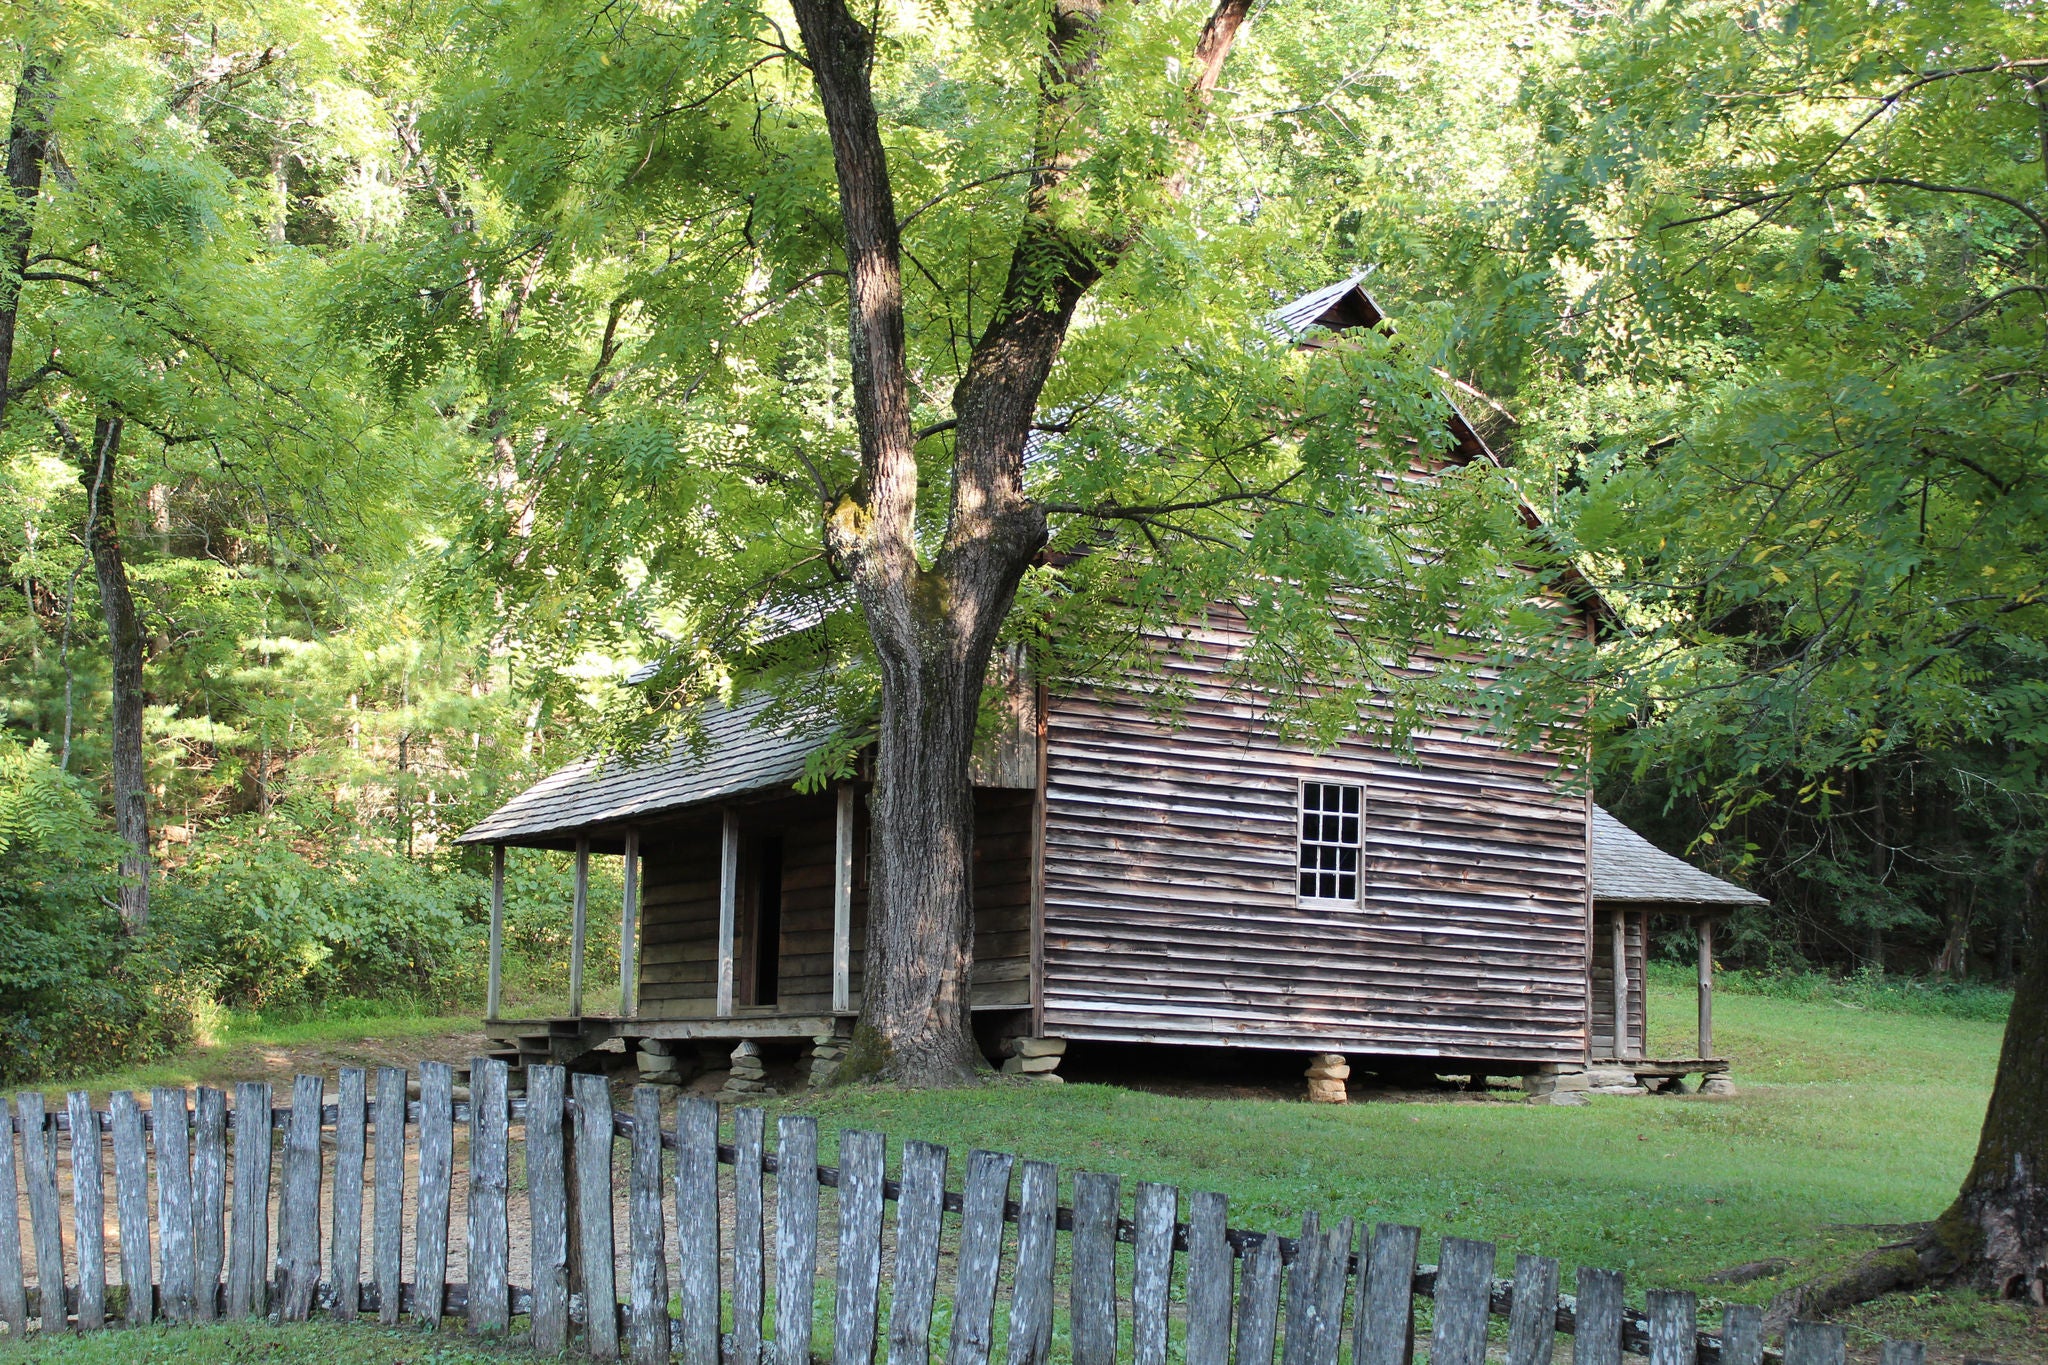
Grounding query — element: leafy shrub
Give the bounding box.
[0,739,198,1084]
[159,821,486,1009]
[1646,959,2013,1021]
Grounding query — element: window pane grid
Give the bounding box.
[1298,781,1362,902]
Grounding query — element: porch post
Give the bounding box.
[717,808,739,1017]
[569,837,589,1019]
[1611,908,1629,1059]
[619,828,640,1019]
[1698,916,1715,1059]
[486,844,505,1022]
[832,784,854,1014]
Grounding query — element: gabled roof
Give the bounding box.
[1268,272,1498,467]
[456,694,835,846]
[1589,805,1768,910]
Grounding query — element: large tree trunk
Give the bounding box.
[790,0,1250,1085]
[1934,849,2048,1302]
[1772,848,2048,1326]
[80,416,153,935]
[0,56,53,424]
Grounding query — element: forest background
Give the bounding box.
[0,0,2038,1084]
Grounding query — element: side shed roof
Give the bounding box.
[1590,805,1767,910]
[456,694,834,847]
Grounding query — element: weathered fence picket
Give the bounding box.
[332,1069,366,1324]
[226,1080,270,1319]
[832,1127,885,1365]
[0,1060,1978,1365]
[1505,1253,1561,1365]
[1785,1320,1848,1365]
[193,1087,227,1320]
[155,1087,195,1322]
[1132,1181,1176,1365]
[1184,1191,1232,1365]
[626,1085,668,1365]
[1235,1233,1283,1365]
[1648,1289,1699,1365]
[20,1093,64,1330]
[774,1114,821,1365]
[0,1101,22,1336]
[887,1138,946,1365]
[952,1149,1016,1365]
[1007,1158,1058,1365]
[372,1066,406,1328]
[731,1104,766,1365]
[415,1061,455,1327]
[65,1092,104,1330]
[1432,1236,1496,1365]
[277,1073,325,1321]
[526,1064,570,1353]
[673,1095,720,1365]
[1574,1265,1627,1365]
[1721,1304,1766,1365]
[109,1091,150,1326]
[1070,1168,1119,1365]
[1354,1222,1418,1365]
[470,1058,512,1335]
[573,1070,620,1361]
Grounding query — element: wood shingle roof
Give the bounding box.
[456,694,834,846]
[1589,805,1768,910]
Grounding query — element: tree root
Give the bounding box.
[1763,1231,1953,1335]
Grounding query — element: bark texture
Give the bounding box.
[80,416,153,935]
[1770,849,2048,1325]
[1934,848,2048,1302]
[0,56,53,423]
[788,0,1251,1085]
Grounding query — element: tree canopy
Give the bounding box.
[0,0,2041,1279]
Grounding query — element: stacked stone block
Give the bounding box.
[1000,1036,1065,1081]
[1304,1053,1348,1103]
[809,1034,850,1088]
[722,1039,774,1098]
[1522,1064,1590,1106]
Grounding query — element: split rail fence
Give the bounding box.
[1,1058,1945,1365]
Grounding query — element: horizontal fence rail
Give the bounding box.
[0,1058,1951,1365]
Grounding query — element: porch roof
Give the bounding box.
[1590,805,1768,912]
[456,694,835,846]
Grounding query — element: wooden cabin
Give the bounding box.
[457,279,1767,1096]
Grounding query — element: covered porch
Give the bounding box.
[1586,806,1769,1093]
[473,781,867,1073]
[458,693,1041,1078]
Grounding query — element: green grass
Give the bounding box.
[752,985,1996,1298]
[0,1320,530,1364]
[1647,960,2014,1023]
[38,1001,486,1101]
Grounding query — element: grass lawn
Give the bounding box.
[0,1320,529,1364]
[6,982,2039,1361]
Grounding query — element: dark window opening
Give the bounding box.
[751,836,784,1007]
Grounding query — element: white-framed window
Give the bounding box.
[1297,780,1363,904]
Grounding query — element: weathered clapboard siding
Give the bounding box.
[1590,912,1647,1058]
[1042,607,1590,1061]
[637,787,1035,1018]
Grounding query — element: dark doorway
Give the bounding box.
[750,835,784,1007]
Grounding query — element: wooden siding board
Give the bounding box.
[1042,609,1588,1060]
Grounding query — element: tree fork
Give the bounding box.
[795,0,1255,1086]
